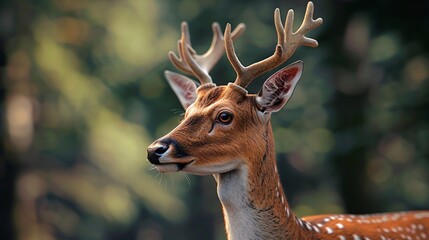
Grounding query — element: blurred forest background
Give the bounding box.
[1,0,428,239]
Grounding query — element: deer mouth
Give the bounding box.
[154,160,195,173]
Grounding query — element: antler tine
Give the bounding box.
[168,21,246,85]
[286,2,323,49]
[168,22,197,77]
[225,11,286,88]
[227,1,323,88]
[200,22,244,70]
[180,22,213,84]
[224,24,243,79]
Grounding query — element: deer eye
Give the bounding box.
[217,111,233,124]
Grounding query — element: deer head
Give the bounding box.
[147,2,323,176]
[146,4,429,240]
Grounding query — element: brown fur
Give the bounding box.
[149,84,429,239]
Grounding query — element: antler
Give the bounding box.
[225,1,323,88]
[169,21,246,85]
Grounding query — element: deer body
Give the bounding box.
[147,2,429,239]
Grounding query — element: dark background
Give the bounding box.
[1,0,428,239]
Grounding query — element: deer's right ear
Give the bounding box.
[165,70,198,110]
[256,61,303,113]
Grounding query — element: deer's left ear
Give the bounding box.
[256,61,303,113]
[164,70,198,110]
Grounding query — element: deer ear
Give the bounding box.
[256,61,303,113]
[165,70,198,110]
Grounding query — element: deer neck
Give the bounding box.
[214,124,316,240]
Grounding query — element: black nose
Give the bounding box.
[147,143,169,164]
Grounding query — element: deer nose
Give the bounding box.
[147,142,169,164]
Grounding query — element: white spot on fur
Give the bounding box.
[297,218,304,227]
[313,225,320,233]
[305,222,312,231]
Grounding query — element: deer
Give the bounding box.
[147,2,429,239]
